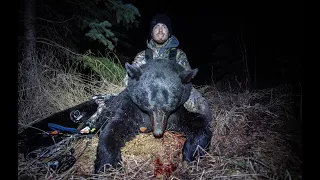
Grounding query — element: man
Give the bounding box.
[123,13,190,83]
[123,13,211,119]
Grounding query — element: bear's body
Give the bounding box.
[94,58,212,173]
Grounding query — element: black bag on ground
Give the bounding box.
[18,99,98,154]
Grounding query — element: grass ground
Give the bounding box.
[18,48,302,180]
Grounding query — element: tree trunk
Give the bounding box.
[19,0,37,116]
[253,38,257,89]
[239,26,252,90]
[23,0,36,63]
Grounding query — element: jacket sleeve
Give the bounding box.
[123,50,146,86]
[132,50,147,67]
[176,49,191,70]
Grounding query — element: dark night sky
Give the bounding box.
[18,0,303,88]
[123,1,304,87]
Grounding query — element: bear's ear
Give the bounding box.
[179,68,198,84]
[125,62,142,80]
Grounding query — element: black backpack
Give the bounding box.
[145,48,177,61]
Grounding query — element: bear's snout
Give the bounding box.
[150,110,167,138]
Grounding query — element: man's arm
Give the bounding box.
[132,50,147,67]
[176,49,191,70]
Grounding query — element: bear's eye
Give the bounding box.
[161,89,169,104]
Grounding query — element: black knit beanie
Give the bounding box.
[150,14,172,35]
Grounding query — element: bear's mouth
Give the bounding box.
[150,110,167,138]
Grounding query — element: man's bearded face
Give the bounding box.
[151,23,170,44]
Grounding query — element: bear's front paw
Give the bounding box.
[94,149,122,174]
[94,157,123,174]
[94,162,122,174]
[182,140,208,163]
[182,144,196,162]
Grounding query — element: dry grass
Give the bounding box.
[18,47,125,133]
[18,48,302,180]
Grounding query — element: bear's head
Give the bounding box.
[125,58,198,138]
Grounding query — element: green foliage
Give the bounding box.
[34,0,140,54]
[112,3,141,28]
[85,20,118,50]
[83,0,140,51]
[80,53,126,85]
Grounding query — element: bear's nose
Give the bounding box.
[153,130,164,138]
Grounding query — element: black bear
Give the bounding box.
[94,58,212,173]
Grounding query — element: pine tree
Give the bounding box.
[82,0,141,51]
[20,0,140,55]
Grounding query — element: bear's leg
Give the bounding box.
[181,113,212,162]
[94,118,139,173]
